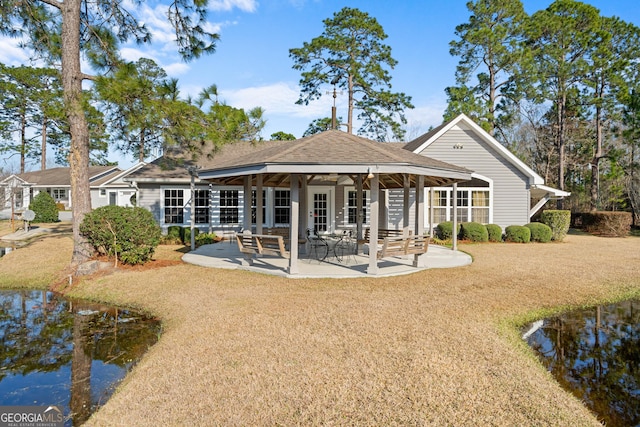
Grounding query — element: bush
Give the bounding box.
[80,206,161,265]
[525,222,552,243]
[505,225,531,243]
[29,191,59,223]
[540,210,571,242]
[485,224,503,242]
[195,232,218,247]
[459,222,488,242]
[166,225,182,241]
[55,202,65,211]
[436,221,461,240]
[581,211,632,237]
[180,226,200,244]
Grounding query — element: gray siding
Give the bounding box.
[419,127,531,229]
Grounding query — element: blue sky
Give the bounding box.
[2,0,640,170]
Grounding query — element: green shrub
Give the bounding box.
[180,226,200,244]
[505,225,531,243]
[436,221,461,240]
[540,210,571,241]
[167,225,182,239]
[459,222,488,242]
[581,211,632,237]
[525,222,552,243]
[29,191,59,223]
[485,224,502,242]
[80,206,161,265]
[195,232,218,247]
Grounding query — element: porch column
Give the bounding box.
[367,173,379,275]
[256,174,263,234]
[429,187,434,238]
[356,174,363,254]
[452,182,458,251]
[414,175,425,267]
[298,175,309,244]
[288,174,300,275]
[403,174,410,236]
[243,175,252,232]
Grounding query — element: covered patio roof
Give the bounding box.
[198,130,471,188]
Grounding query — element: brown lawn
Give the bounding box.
[1,227,639,426]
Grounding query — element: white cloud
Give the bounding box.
[0,36,30,65]
[164,62,190,77]
[120,47,159,63]
[209,0,258,12]
[221,82,342,118]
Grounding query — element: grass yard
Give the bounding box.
[1,226,639,426]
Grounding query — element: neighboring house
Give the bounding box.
[0,164,145,217]
[125,114,566,234]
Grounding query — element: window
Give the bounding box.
[274,190,290,224]
[429,187,491,225]
[347,190,367,224]
[433,190,448,223]
[100,189,106,197]
[164,189,184,224]
[52,188,66,200]
[194,190,210,224]
[220,190,239,224]
[456,190,469,223]
[471,191,490,223]
[251,190,266,225]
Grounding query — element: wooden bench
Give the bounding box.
[236,233,290,259]
[377,235,429,260]
[358,228,411,245]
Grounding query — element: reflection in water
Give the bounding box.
[524,299,640,427]
[0,290,160,426]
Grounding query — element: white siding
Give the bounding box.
[419,126,530,229]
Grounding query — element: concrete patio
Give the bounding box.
[182,240,472,279]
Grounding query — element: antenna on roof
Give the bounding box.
[326,76,342,130]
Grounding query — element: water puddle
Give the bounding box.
[523,299,640,427]
[0,289,160,426]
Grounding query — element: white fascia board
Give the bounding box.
[531,184,571,197]
[101,162,147,186]
[198,163,472,181]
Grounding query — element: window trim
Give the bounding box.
[343,188,369,227]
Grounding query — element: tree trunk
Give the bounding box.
[590,95,604,212]
[139,130,145,163]
[556,93,566,210]
[20,110,26,174]
[347,73,354,134]
[61,0,94,267]
[41,117,47,170]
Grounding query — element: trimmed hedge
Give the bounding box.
[485,224,503,242]
[459,222,488,242]
[540,210,570,242]
[29,191,59,223]
[581,211,632,237]
[525,222,552,243]
[436,221,461,240]
[180,226,200,244]
[505,225,531,243]
[80,206,161,265]
[195,232,218,247]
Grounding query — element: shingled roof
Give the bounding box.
[198,130,471,188]
[10,166,121,187]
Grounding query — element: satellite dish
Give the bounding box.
[22,210,35,221]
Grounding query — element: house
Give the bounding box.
[125,114,566,235]
[0,163,146,218]
[402,114,569,230]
